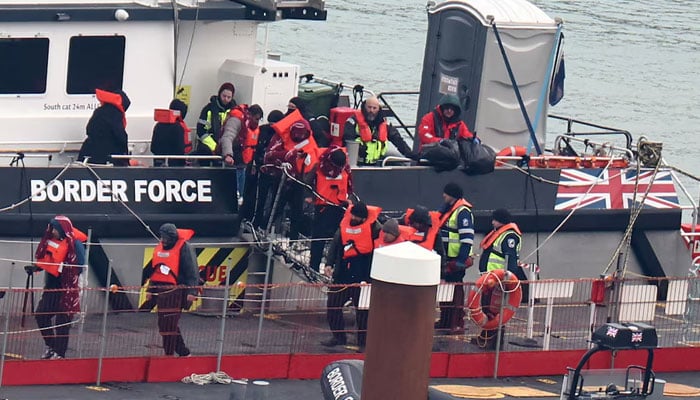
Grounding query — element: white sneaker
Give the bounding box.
[40,347,54,360]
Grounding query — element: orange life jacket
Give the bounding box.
[480,223,522,250]
[95,89,126,128]
[154,108,192,153]
[150,229,195,285]
[272,109,304,145]
[374,225,415,249]
[241,125,259,164]
[404,208,442,251]
[354,110,388,143]
[340,205,381,259]
[227,105,260,164]
[438,198,473,227]
[315,168,349,206]
[36,239,69,277]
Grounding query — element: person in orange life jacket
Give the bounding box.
[404,205,446,259]
[34,216,86,360]
[220,104,264,208]
[321,202,382,349]
[418,94,474,149]
[309,146,353,272]
[78,88,131,166]
[435,183,475,334]
[343,96,417,165]
[374,218,414,248]
[193,82,236,166]
[251,110,285,229]
[150,99,189,167]
[271,119,320,240]
[145,223,198,357]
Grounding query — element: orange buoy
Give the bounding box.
[466,269,522,330]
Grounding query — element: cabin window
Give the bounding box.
[67,35,125,95]
[0,37,50,95]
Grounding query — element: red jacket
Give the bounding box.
[418,107,473,147]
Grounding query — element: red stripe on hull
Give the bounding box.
[2,349,699,385]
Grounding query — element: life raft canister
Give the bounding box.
[329,107,357,147]
[466,269,522,330]
[681,223,700,266]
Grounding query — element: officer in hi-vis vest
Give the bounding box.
[436,183,474,335]
[475,209,522,350]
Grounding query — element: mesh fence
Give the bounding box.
[1,274,699,363]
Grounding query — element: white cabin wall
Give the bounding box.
[176,20,259,127]
[0,21,174,151]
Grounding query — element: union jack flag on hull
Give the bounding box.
[555,168,679,210]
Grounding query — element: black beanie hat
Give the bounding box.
[351,202,368,219]
[492,208,512,224]
[443,182,463,199]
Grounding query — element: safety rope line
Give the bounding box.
[0,162,72,213]
[601,141,663,277]
[521,157,616,262]
[82,163,159,240]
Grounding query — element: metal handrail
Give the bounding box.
[553,135,634,159]
[549,114,633,151]
[377,90,420,140]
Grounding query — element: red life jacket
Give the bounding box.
[480,223,522,250]
[404,208,442,251]
[339,205,382,259]
[354,110,388,143]
[315,167,349,206]
[374,225,415,249]
[95,89,127,128]
[150,229,195,285]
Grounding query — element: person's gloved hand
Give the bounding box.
[280,162,293,171]
[445,260,458,273]
[407,151,421,161]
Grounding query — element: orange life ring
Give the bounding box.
[466,269,522,330]
[496,146,528,157]
[495,146,528,166]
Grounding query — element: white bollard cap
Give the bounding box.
[370,241,440,286]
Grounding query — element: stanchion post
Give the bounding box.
[216,255,233,373]
[77,228,92,358]
[493,286,507,379]
[255,230,274,349]
[96,259,112,387]
[0,264,15,389]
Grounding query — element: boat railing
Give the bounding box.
[0,270,697,381]
[110,154,225,167]
[376,90,420,140]
[552,135,635,159]
[549,114,633,152]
